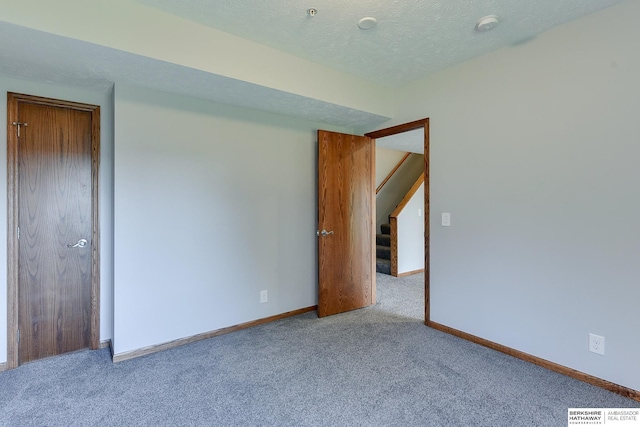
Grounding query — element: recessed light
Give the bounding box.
[475,15,500,32]
[358,17,377,30]
[307,8,317,17]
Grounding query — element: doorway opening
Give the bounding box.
[365,119,430,323]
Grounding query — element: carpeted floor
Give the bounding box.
[1,273,637,426]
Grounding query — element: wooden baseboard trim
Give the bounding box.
[0,362,7,372]
[427,320,640,403]
[100,339,111,349]
[113,306,317,363]
[398,268,424,277]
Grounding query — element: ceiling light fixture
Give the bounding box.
[307,8,317,17]
[475,15,500,32]
[357,17,377,30]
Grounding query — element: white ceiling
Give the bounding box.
[0,0,629,139]
[136,0,626,87]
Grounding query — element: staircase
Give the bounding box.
[376,223,392,275]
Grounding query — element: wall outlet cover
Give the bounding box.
[588,333,605,355]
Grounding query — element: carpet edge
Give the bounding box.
[113,306,317,363]
[427,320,640,403]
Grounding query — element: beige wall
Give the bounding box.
[375,147,407,188]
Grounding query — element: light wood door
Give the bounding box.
[317,130,375,317]
[14,99,94,364]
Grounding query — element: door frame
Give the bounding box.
[6,92,101,369]
[365,118,430,323]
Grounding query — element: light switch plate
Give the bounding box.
[442,212,451,226]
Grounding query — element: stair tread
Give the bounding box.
[377,224,392,275]
[376,258,391,275]
[376,234,391,244]
[376,245,391,260]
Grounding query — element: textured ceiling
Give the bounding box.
[136,0,627,87]
[0,0,630,140]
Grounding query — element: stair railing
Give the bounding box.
[388,172,425,276]
[376,152,411,195]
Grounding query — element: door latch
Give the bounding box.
[67,238,88,248]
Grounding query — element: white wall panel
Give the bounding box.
[113,84,348,355]
[385,1,640,390]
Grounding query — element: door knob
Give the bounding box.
[67,238,88,248]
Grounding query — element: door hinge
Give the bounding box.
[11,121,27,137]
[17,226,20,240]
[17,329,20,343]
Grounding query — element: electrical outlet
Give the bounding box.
[260,290,268,303]
[589,333,605,355]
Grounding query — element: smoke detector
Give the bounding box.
[357,17,377,30]
[475,15,500,32]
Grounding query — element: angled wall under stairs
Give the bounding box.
[376,153,423,233]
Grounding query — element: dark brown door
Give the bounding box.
[317,130,375,317]
[16,101,93,364]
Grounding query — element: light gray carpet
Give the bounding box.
[1,273,638,426]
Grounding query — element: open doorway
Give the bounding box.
[373,138,423,277]
[365,119,430,324]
